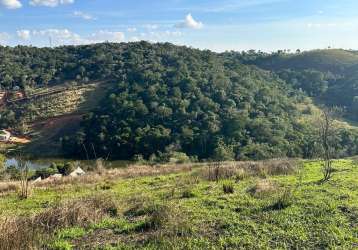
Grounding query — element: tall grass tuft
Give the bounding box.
[222,180,235,194]
[0,194,118,250]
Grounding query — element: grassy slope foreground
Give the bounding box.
[0,159,357,249]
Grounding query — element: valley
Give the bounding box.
[0,42,357,250]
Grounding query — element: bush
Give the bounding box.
[168,152,191,164]
[2,165,21,180]
[132,154,146,164]
[34,165,58,179]
[213,140,235,161]
[222,181,235,194]
[57,162,75,176]
[149,151,191,164]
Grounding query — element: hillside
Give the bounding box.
[239,49,358,122]
[0,43,357,160]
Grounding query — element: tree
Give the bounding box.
[213,139,235,161]
[317,108,339,182]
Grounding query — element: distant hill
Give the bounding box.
[236,49,358,122]
[0,43,357,160]
[253,49,358,73]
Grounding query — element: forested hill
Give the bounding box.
[1,43,358,161]
[234,49,358,122]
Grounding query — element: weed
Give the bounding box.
[56,227,86,240]
[48,240,73,250]
[266,189,293,211]
[222,180,235,194]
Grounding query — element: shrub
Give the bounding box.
[213,139,235,161]
[57,162,75,176]
[168,152,191,164]
[132,154,145,163]
[222,181,234,194]
[3,165,21,180]
[34,166,58,179]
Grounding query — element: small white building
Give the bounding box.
[0,130,11,142]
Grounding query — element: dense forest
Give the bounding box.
[0,42,358,161]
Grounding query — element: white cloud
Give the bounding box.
[88,30,125,43]
[144,24,158,30]
[32,29,82,45]
[129,36,140,42]
[73,11,96,20]
[1,0,22,9]
[29,0,74,7]
[0,32,10,44]
[175,14,203,29]
[138,30,183,42]
[306,22,353,29]
[27,29,125,46]
[164,30,182,37]
[127,27,137,32]
[17,30,31,40]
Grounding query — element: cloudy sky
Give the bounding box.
[1,0,358,51]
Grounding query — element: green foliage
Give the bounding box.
[242,49,358,121]
[57,162,75,176]
[33,165,58,179]
[1,43,358,161]
[48,240,73,250]
[56,227,86,240]
[0,154,5,171]
[3,165,21,180]
[58,42,319,161]
[213,139,235,161]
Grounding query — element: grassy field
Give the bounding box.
[0,159,357,249]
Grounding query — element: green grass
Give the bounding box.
[1,159,357,249]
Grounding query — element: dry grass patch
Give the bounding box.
[201,158,299,182]
[248,179,278,198]
[0,194,118,250]
[33,163,200,189]
[0,182,19,194]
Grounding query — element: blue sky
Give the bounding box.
[1,0,358,51]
